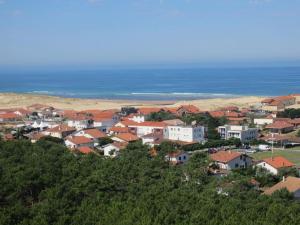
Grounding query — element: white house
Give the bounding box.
[43,124,76,139]
[210,151,253,170]
[218,125,258,142]
[67,117,93,130]
[256,156,295,175]
[64,136,94,149]
[126,114,145,123]
[164,125,205,143]
[165,151,189,165]
[254,117,274,126]
[74,128,106,146]
[128,121,166,137]
[102,142,127,158]
[93,116,119,132]
[141,133,163,147]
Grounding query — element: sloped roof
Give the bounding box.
[138,107,163,115]
[264,176,300,195]
[46,124,76,133]
[130,121,166,128]
[265,121,294,129]
[66,136,93,145]
[115,133,139,142]
[210,151,242,163]
[77,146,93,154]
[84,129,106,138]
[263,156,294,169]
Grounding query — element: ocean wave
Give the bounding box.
[129,92,239,97]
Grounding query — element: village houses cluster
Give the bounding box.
[2,94,300,198]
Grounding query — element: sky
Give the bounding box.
[0,0,300,67]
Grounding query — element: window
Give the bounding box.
[179,157,181,161]
[235,163,239,168]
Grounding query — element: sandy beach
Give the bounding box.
[0,93,264,111]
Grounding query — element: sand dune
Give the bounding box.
[0,93,264,111]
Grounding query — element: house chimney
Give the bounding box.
[282,176,286,182]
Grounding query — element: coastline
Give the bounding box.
[0,92,265,111]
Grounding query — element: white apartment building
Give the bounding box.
[218,125,258,142]
[163,125,205,143]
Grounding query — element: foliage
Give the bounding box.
[182,138,242,151]
[0,140,300,225]
[182,113,227,140]
[146,111,177,121]
[98,137,114,146]
[38,136,64,144]
[278,108,300,119]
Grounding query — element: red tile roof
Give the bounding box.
[84,129,106,138]
[77,146,93,154]
[263,156,294,169]
[46,124,76,133]
[177,105,201,114]
[67,136,93,145]
[131,121,166,128]
[264,176,300,195]
[115,133,139,142]
[0,112,20,119]
[109,126,130,133]
[210,151,242,163]
[138,107,163,115]
[265,121,294,129]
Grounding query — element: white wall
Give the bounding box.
[256,162,278,175]
[164,126,205,143]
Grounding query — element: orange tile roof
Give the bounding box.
[264,176,300,195]
[78,146,93,154]
[177,105,201,114]
[115,133,139,142]
[0,112,20,119]
[46,124,76,133]
[210,151,242,163]
[138,107,163,115]
[263,156,294,169]
[67,136,93,145]
[118,120,140,127]
[84,129,106,138]
[109,126,130,133]
[132,121,166,127]
[265,121,294,129]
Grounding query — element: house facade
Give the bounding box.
[165,151,189,165]
[218,125,258,142]
[163,125,205,143]
[256,156,295,175]
[210,151,253,170]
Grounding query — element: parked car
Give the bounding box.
[208,148,217,154]
[258,144,271,151]
[246,149,256,154]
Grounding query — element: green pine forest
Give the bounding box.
[0,138,300,225]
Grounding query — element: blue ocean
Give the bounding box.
[0,67,300,101]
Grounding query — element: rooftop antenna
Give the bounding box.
[271,132,274,155]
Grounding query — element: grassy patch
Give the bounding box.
[252,150,300,166]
